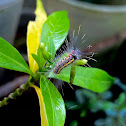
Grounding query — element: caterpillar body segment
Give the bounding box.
[53,50,77,74]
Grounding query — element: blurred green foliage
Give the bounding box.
[66,78,126,126]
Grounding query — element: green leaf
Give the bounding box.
[80,109,86,117]
[32,48,45,70]
[40,75,66,126]
[47,37,56,61]
[47,66,114,93]
[96,101,116,111]
[41,11,69,59]
[32,54,39,65]
[117,92,126,106]
[70,120,78,126]
[0,37,33,75]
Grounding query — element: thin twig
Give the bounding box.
[0,74,40,107]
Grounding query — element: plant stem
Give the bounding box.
[115,78,126,92]
[0,73,41,107]
[0,82,30,107]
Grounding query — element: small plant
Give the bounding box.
[0,0,114,125]
[66,89,126,125]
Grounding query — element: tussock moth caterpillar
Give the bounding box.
[53,25,95,74]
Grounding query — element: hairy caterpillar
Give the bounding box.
[53,26,95,74]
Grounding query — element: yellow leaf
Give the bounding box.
[31,84,48,126]
[27,0,47,73]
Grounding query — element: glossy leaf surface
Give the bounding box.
[0,37,32,75]
[41,11,69,60]
[40,75,66,126]
[31,84,48,126]
[48,66,114,93]
[32,48,45,70]
[27,0,47,73]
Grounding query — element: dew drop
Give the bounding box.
[56,107,59,110]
